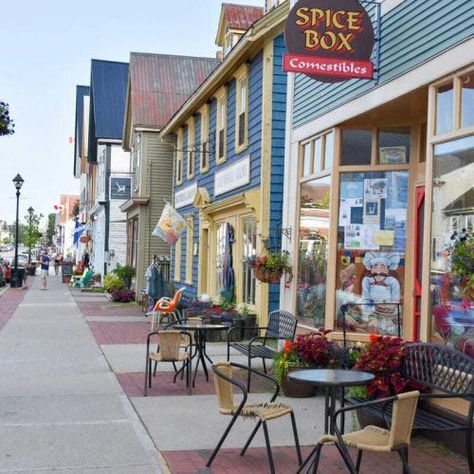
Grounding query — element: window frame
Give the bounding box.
[175,128,184,185]
[215,87,228,165]
[200,104,210,173]
[186,117,195,179]
[234,64,249,153]
[299,130,335,181]
[185,215,194,284]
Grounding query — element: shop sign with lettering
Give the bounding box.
[284,0,375,81]
[214,156,250,196]
[175,182,197,209]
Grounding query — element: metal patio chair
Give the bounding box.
[207,362,302,473]
[312,390,420,474]
[144,329,192,396]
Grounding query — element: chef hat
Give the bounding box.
[363,252,400,271]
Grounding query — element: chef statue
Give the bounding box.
[361,252,401,334]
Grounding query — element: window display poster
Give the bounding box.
[364,178,387,199]
[336,249,405,336]
[363,198,380,225]
[339,198,363,226]
[344,224,363,249]
[379,146,407,164]
[341,180,364,199]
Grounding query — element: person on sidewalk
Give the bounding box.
[40,250,51,290]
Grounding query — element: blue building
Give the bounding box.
[160,2,290,325]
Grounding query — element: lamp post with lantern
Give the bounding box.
[11,173,24,288]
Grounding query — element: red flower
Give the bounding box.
[369,333,380,343]
[283,340,292,352]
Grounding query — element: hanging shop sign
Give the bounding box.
[175,182,197,209]
[214,155,250,196]
[283,0,375,81]
[110,177,132,200]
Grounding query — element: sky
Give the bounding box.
[0,0,263,225]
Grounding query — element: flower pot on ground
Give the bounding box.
[104,273,125,293]
[110,289,135,303]
[112,264,135,290]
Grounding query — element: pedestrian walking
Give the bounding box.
[40,250,51,290]
[54,253,61,275]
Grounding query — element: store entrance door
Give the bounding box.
[413,185,425,340]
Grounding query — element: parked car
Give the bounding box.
[11,254,28,268]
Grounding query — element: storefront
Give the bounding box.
[280,0,474,348]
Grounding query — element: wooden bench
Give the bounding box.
[348,342,474,473]
[226,310,297,390]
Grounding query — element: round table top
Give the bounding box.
[172,323,227,331]
[288,368,374,388]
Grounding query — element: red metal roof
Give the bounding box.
[222,3,264,31]
[128,53,219,129]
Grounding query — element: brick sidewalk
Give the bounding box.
[0,285,29,331]
[88,321,150,344]
[76,300,144,317]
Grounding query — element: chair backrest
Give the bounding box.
[157,330,182,360]
[82,269,94,283]
[153,287,185,312]
[402,343,474,396]
[388,391,419,448]
[266,310,297,340]
[212,362,235,414]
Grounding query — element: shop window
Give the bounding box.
[216,89,227,164]
[341,130,372,166]
[185,216,194,284]
[324,132,334,170]
[378,127,410,164]
[174,237,182,282]
[302,141,311,177]
[235,66,249,152]
[313,137,322,173]
[435,83,454,135]
[176,129,184,184]
[215,223,227,295]
[187,118,195,179]
[335,171,409,335]
[200,105,210,173]
[297,175,331,327]
[461,72,474,128]
[242,217,257,305]
[429,135,474,356]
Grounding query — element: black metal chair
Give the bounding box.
[227,310,298,390]
[207,362,302,473]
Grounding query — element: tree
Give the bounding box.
[0,101,15,136]
[24,212,43,261]
[46,213,56,246]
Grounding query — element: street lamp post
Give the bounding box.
[27,206,34,264]
[12,173,24,288]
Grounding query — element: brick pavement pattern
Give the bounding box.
[88,321,151,344]
[76,300,144,317]
[0,286,29,331]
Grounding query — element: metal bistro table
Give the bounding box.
[172,323,227,386]
[288,369,374,474]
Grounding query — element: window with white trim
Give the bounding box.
[215,89,227,164]
[235,66,249,152]
[176,128,184,184]
[200,105,210,173]
[187,118,195,179]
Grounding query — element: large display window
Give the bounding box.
[429,135,474,356]
[335,171,409,335]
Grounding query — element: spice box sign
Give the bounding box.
[214,156,250,196]
[284,0,375,81]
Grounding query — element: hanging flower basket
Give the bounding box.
[79,235,90,243]
[248,251,293,284]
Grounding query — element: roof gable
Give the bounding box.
[127,53,218,131]
[216,3,264,45]
[90,60,128,140]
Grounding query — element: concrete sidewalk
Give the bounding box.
[0,276,165,473]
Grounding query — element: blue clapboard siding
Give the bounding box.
[172,52,265,297]
[268,33,287,313]
[293,0,473,127]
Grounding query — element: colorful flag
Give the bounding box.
[73,220,84,247]
[152,204,186,245]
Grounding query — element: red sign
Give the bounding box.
[284,0,375,82]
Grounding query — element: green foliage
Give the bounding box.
[0,101,15,136]
[450,235,474,298]
[218,295,235,311]
[23,212,43,255]
[104,273,125,292]
[46,213,56,246]
[112,264,135,280]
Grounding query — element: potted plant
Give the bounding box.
[274,329,349,397]
[110,289,136,303]
[236,302,257,339]
[112,264,135,290]
[248,250,293,285]
[450,235,474,301]
[348,334,424,427]
[104,273,125,293]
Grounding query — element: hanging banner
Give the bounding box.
[152,203,187,245]
[283,0,375,81]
